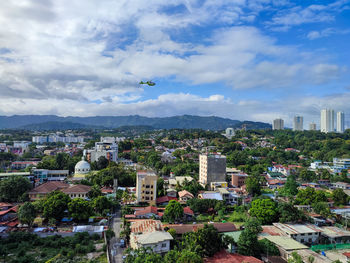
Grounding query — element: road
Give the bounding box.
[110,210,125,263]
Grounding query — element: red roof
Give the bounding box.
[0,202,13,208]
[183,206,194,216]
[101,187,114,194]
[156,196,178,204]
[62,184,91,194]
[205,250,262,263]
[0,206,18,216]
[343,252,350,258]
[163,222,236,234]
[135,206,158,216]
[29,181,69,194]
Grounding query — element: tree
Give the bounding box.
[312,202,331,218]
[288,252,303,263]
[249,198,278,225]
[237,218,262,257]
[164,200,184,223]
[124,247,162,263]
[295,187,327,205]
[87,185,102,199]
[68,198,93,221]
[18,202,36,227]
[164,250,203,263]
[181,224,226,257]
[96,156,109,170]
[278,202,305,223]
[259,238,280,256]
[43,191,70,221]
[0,176,32,202]
[246,175,261,196]
[283,174,299,196]
[93,196,112,214]
[332,188,349,206]
[157,178,165,197]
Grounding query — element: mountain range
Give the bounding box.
[0,115,271,130]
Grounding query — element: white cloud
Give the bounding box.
[307,28,350,40]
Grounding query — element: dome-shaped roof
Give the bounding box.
[75,157,91,174]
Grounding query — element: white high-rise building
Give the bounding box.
[309,123,317,131]
[320,109,334,133]
[336,111,345,133]
[293,116,303,131]
[273,119,284,130]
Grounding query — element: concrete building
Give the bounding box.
[224,128,235,139]
[32,169,69,182]
[333,158,350,169]
[273,223,322,245]
[293,115,303,131]
[309,122,317,131]
[321,109,335,133]
[84,137,118,163]
[231,172,248,188]
[337,111,345,133]
[136,171,157,205]
[273,119,284,130]
[199,154,226,186]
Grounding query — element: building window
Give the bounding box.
[162,243,167,248]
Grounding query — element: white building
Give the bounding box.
[293,116,303,131]
[333,158,350,169]
[309,123,316,131]
[321,109,334,133]
[84,137,118,162]
[273,223,323,245]
[273,119,284,130]
[336,111,345,133]
[224,128,235,139]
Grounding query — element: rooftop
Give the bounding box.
[204,250,262,263]
[273,223,323,235]
[29,181,69,194]
[135,231,173,245]
[263,236,308,250]
[321,226,350,238]
[61,184,91,194]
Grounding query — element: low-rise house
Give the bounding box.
[273,223,323,245]
[72,225,104,237]
[0,202,14,211]
[198,191,223,201]
[205,250,262,263]
[320,226,350,244]
[267,179,286,189]
[231,172,248,188]
[210,182,228,191]
[11,161,39,170]
[156,196,178,206]
[0,206,18,224]
[333,182,350,190]
[32,169,69,182]
[262,236,308,260]
[183,206,194,221]
[61,184,91,199]
[28,181,69,201]
[130,219,173,254]
[178,190,194,203]
[168,176,193,189]
[166,188,177,197]
[134,206,162,219]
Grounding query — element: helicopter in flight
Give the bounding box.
[139,80,156,87]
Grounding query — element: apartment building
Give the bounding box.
[136,171,158,205]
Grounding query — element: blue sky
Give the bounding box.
[0,0,350,128]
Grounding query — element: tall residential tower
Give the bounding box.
[273,119,284,130]
[293,115,303,131]
[320,109,334,133]
[336,111,345,133]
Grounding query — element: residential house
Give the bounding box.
[204,250,262,263]
[198,191,223,201]
[166,188,177,197]
[178,190,194,203]
[231,172,248,188]
[130,219,173,254]
[61,184,91,199]
[28,181,69,201]
[183,206,194,221]
[272,223,323,245]
[262,236,308,260]
[320,226,350,244]
[333,182,350,190]
[134,206,162,219]
[167,176,193,189]
[156,196,178,206]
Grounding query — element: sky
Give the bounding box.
[0,0,350,128]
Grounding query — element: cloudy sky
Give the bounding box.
[0,0,350,128]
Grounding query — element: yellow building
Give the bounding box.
[136,171,158,205]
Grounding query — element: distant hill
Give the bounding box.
[0,115,271,130]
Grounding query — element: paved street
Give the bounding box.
[110,210,124,263]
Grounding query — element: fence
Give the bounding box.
[311,243,350,251]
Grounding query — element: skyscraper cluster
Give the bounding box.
[320,109,345,133]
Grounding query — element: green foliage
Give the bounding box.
[288,252,303,263]
[105,229,115,241]
[18,202,36,227]
[332,188,349,206]
[259,238,280,256]
[124,247,163,263]
[181,224,226,257]
[164,250,203,263]
[246,175,261,197]
[312,202,331,218]
[37,152,81,173]
[89,164,136,187]
[278,202,306,223]
[93,195,112,214]
[164,200,184,223]
[187,198,225,214]
[295,187,327,205]
[43,191,71,220]
[282,174,299,196]
[68,198,92,221]
[237,218,262,257]
[249,198,278,224]
[0,176,32,202]
[88,184,103,199]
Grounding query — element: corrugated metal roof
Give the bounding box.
[264,236,308,250]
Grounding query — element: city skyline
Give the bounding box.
[0,1,350,127]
